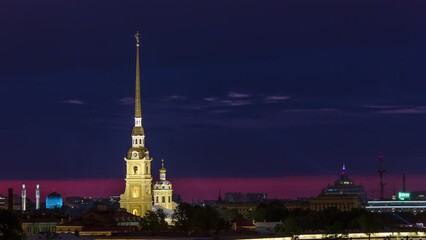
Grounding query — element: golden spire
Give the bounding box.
[134,31,142,118]
[160,159,166,170]
[159,159,167,181]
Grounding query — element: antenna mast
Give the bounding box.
[377,153,386,200]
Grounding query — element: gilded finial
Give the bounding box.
[341,163,346,175]
[161,159,165,168]
[135,31,141,47]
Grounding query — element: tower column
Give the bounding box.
[36,184,40,210]
[21,183,26,212]
[120,31,153,217]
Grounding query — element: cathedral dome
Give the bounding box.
[154,180,172,190]
[126,147,148,159]
[132,126,144,136]
[46,192,63,209]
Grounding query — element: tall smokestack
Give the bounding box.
[8,188,13,211]
[22,183,26,211]
[36,184,40,210]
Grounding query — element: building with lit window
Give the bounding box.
[321,164,367,203]
[366,200,426,213]
[367,192,426,213]
[309,164,366,211]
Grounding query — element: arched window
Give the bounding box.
[162,196,165,203]
[132,209,139,216]
[168,196,171,203]
[156,196,158,203]
[139,139,142,144]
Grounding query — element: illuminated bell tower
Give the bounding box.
[120,32,153,217]
[153,159,174,210]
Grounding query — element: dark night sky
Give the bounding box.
[1,1,426,182]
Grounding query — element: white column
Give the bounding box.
[36,184,40,210]
[22,183,26,211]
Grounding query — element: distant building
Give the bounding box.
[21,217,60,236]
[65,196,95,208]
[283,199,310,210]
[309,164,366,211]
[0,194,6,209]
[46,192,63,209]
[366,200,426,213]
[56,207,140,236]
[224,192,267,203]
[310,195,363,211]
[231,218,256,231]
[366,191,426,213]
[216,203,258,216]
[410,191,426,201]
[321,164,367,203]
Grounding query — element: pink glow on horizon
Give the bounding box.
[1,175,425,203]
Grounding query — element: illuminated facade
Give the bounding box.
[153,160,174,211]
[46,192,63,209]
[309,164,367,211]
[120,32,153,217]
[321,164,367,204]
[367,191,426,213]
[366,200,426,213]
[310,195,363,211]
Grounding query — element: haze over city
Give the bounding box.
[1,1,426,201]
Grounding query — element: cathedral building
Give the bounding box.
[153,160,175,211]
[120,32,153,217]
[120,32,175,217]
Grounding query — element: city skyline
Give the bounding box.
[1,1,426,200]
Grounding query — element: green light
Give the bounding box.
[398,192,410,201]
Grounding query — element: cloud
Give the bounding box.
[264,95,291,103]
[62,99,86,105]
[220,99,252,107]
[203,96,252,107]
[164,95,188,102]
[364,105,426,114]
[227,91,251,98]
[378,106,426,114]
[285,108,337,113]
[118,97,134,105]
[204,97,217,102]
[363,105,402,109]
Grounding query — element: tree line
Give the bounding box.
[139,201,382,237]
